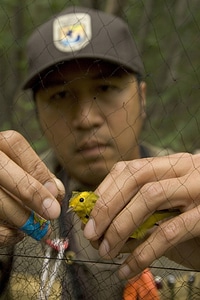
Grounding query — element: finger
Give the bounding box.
[118,207,200,279]
[84,161,143,240]
[84,153,193,240]
[84,153,199,240]
[0,131,51,180]
[0,188,51,241]
[0,151,61,219]
[95,152,194,198]
[97,173,200,259]
[95,161,127,195]
[0,131,65,202]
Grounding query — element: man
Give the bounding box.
[1,5,200,299]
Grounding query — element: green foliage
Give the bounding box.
[13,90,49,154]
[126,0,200,152]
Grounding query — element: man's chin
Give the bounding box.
[72,166,108,187]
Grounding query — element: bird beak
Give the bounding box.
[66,207,73,214]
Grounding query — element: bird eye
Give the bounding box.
[79,198,84,202]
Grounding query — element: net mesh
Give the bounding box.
[0,1,200,299]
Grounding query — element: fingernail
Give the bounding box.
[42,197,61,219]
[44,179,65,200]
[99,239,110,258]
[118,264,131,279]
[84,218,96,239]
[44,181,58,197]
[53,178,65,198]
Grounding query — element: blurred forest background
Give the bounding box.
[0,0,199,154]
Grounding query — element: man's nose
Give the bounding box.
[72,97,104,130]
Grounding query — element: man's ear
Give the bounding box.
[139,81,146,119]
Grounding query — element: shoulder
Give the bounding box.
[141,142,174,157]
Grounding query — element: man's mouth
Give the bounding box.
[77,141,107,157]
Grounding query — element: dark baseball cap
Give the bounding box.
[23,6,144,90]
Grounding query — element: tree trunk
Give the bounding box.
[6,0,25,129]
[105,0,128,16]
[156,0,195,93]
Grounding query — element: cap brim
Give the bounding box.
[22,54,140,90]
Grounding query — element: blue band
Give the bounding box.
[20,211,50,241]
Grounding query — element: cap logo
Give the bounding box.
[53,13,91,52]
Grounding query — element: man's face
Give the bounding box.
[35,59,146,187]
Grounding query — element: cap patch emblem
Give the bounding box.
[53,13,91,52]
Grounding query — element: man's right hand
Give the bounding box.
[0,130,65,246]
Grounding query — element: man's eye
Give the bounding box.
[99,85,114,92]
[50,91,69,101]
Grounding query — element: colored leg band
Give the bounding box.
[20,211,50,241]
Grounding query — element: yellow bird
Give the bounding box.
[69,191,180,239]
